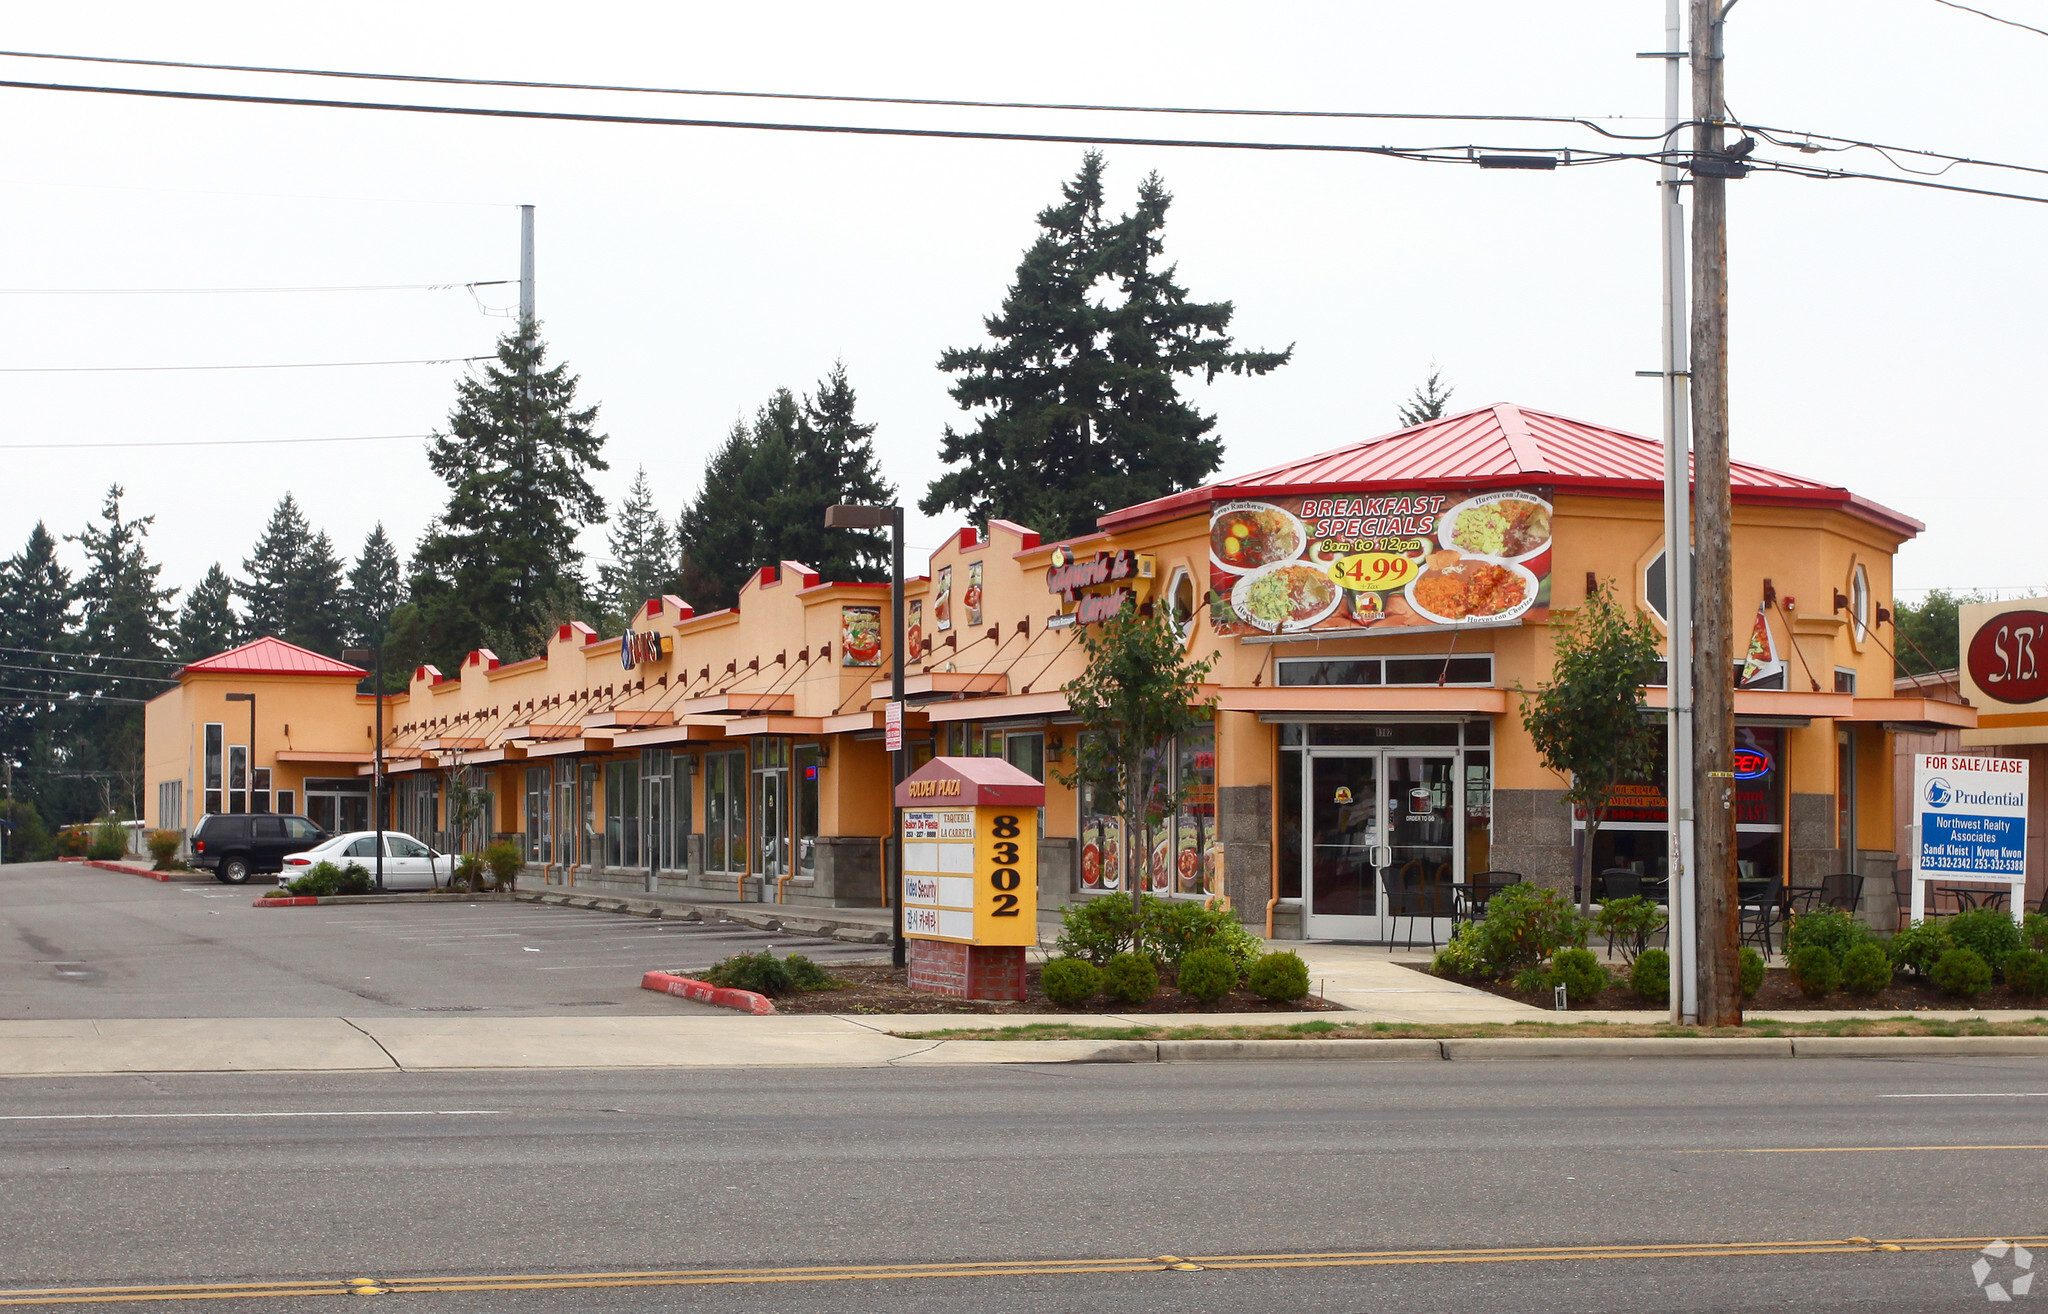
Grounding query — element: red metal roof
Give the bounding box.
[180,637,367,679]
[1098,403,1922,537]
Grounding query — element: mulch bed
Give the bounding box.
[758,963,1342,1015]
[1429,963,2048,1013]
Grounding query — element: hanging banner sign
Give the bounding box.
[619,629,668,669]
[1208,487,1554,635]
[1909,753,2029,924]
[884,700,904,753]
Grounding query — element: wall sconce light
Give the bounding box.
[815,742,830,767]
[1046,735,1064,762]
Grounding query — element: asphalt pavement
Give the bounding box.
[2,1058,2045,1310]
[0,862,881,1018]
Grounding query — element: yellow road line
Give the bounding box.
[1674,1144,2048,1154]
[6,1237,2044,1306]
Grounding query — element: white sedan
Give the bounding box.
[279,831,449,891]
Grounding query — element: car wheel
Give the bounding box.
[220,857,252,884]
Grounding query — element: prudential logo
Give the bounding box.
[1925,778,1954,808]
[1973,1240,2034,1302]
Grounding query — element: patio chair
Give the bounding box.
[1452,871,1522,929]
[1816,871,1863,916]
[1597,869,1642,903]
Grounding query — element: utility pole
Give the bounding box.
[519,204,535,327]
[1689,0,1742,1025]
[516,203,536,623]
[1646,0,1698,1024]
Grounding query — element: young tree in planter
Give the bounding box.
[1519,579,1663,916]
[1057,594,1216,919]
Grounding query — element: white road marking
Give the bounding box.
[0,1110,501,1121]
[1879,1092,2048,1099]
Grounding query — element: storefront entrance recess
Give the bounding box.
[1304,750,1459,942]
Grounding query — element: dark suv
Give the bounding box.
[189,814,328,883]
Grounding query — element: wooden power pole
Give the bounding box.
[1689,0,1742,1025]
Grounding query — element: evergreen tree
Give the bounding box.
[1397,367,1456,427]
[344,523,405,650]
[175,564,239,661]
[0,523,75,796]
[676,399,799,613]
[598,467,680,629]
[780,363,895,581]
[238,494,345,654]
[409,322,608,670]
[65,486,178,820]
[924,152,1290,541]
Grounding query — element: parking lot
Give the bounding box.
[0,863,885,1018]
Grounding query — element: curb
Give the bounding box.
[640,970,776,1015]
[77,859,176,881]
[883,1035,2048,1063]
[1788,1035,2048,1057]
[519,890,892,945]
[252,892,520,908]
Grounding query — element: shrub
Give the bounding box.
[1469,883,1588,976]
[284,860,373,897]
[1055,895,1142,965]
[1548,947,1610,1008]
[147,830,183,870]
[1888,920,1954,981]
[1782,907,1871,962]
[1512,965,1553,996]
[56,826,90,858]
[1839,942,1894,995]
[1176,947,1237,1004]
[1930,947,1993,999]
[450,854,485,891]
[1631,947,1671,1005]
[2004,948,2048,999]
[1041,957,1102,1007]
[483,839,524,891]
[699,950,795,997]
[1738,946,1765,999]
[1593,896,1667,968]
[1430,923,1487,980]
[87,819,127,861]
[1247,950,1311,1002]
[1144,898,1262,977]
[2023,912,2048,953]
[1787,945,1841,998]
[782,954,840,991]
[1947,907,2024,977]
[1100,951,1160,1005]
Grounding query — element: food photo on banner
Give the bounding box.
[841,605,882,667]
[965,561,984,628]
[905,598,923,659]
[1207,488,1554,635]
[934,566,953,632]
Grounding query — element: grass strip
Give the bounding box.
[892,1016,2048,1041]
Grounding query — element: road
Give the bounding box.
[0,862,881,1017]
[4,1057,2046,1311]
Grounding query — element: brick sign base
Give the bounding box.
[907,938,1028,1001]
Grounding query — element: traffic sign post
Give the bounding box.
[894,757,1043,1000]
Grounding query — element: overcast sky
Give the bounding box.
[4,0,2042,621]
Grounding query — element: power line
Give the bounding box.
[0,432,430,451]
[0,682,146,704]
[0,49,1681,140]
[0,356,488,374]
[0,660,177,684]
[0,280,510,295]
[1928,0,2048,37]
[0,645,188,666]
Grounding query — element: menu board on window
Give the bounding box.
[1208,487,1553,635]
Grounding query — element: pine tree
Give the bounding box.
[1397,368,1456,427]
[598,467,680,629]
[676,400,799,613]
[344,523,405,650]
[924,153,1290,541]
[0,523,75,789]
[238,494,345,654]
[781,363,895,581]
[410,322,608,670]
[175,564,239,661]
[65,486,178,821]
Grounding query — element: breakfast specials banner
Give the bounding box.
[1207,487,1555,635]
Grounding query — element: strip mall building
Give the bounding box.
[143,404,1982,937]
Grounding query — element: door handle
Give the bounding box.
[1371,845,1392,868]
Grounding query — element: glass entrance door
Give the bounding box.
[1304,750,1460,940]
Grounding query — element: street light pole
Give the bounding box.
[825,502,908,970]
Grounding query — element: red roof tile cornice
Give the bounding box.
[179,636,367,679]
[1096,403,1922,539]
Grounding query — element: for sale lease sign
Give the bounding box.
[1909,753,2029,923]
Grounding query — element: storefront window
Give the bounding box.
[605,759,641,870]
[641,750,673,873]
[228,745,248,814]
[703,750,746,874]
[755,740,789,881]
[1581,725,1785,886]
[1075,726,1215,899]
[1464,751,1493,872]
[1278,656,1493,687]
[795,745,821,878]
[1077,731,1123,894]
[555,763,577,868]
[203,723,223,815]
[579,764,598,867]
[252,768,272,815]
[525,766,550,864]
